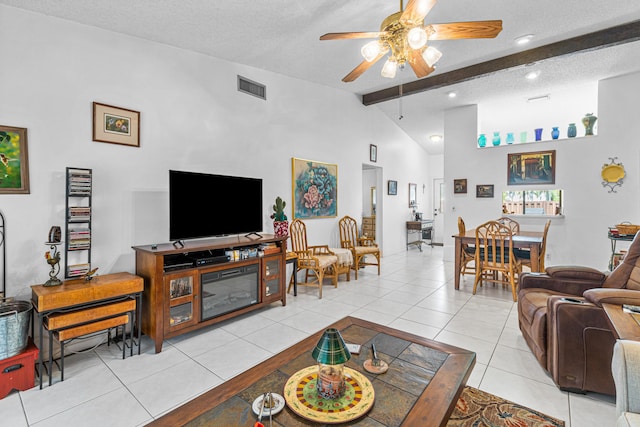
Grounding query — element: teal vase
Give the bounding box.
[551,127,560,140]
[492,132,501,146]
[567,123,577,138]
[506,132,514,144]
[582,113,597,136]
[478,134,486,147]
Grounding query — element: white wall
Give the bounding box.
[443,72,640,270]
[0,6,432,299]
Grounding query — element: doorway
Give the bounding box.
[432,178,444,245]
[362,164,383,249]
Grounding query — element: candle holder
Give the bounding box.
[44,242,62,287]
[311,328,351,399]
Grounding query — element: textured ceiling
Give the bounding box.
[2,0,640,154]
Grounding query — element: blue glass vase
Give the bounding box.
[492,132,501,146]
[551,127,560,140]
[534,128,543,141]
[478,134,486,147]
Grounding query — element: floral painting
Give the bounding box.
[292,158,337,219]
[0,125,30,194]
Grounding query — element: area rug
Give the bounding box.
[447,386,565,426]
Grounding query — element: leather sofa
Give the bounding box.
[517,232,640,395]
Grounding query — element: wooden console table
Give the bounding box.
[31,272,143,388]
[406,219,433,251]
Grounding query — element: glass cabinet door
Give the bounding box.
[263,256,282,301]
[164,271,199,332]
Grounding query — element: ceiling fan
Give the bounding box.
[320,0,502,82]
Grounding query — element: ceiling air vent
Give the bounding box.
[237,75,266,100]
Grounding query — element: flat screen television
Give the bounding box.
[169,170,263,241]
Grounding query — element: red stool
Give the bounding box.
[0,338,38,399]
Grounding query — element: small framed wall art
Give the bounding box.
[369,144,377,162]
[476,184,494,198]
[0,125,30,194]
[388,180,397,195]
[93,102,140,147]
[454,179,467,194]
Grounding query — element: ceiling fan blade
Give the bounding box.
[342,53,386,82]
[401,0,438,25]
[428,20,503,40]
[320,31,385,40]
[408,50,435,78]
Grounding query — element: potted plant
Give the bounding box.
[271,196,289,237]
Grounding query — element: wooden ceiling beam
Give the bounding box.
[362,19,640,106]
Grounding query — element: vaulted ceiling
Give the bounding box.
[2,0,640,154]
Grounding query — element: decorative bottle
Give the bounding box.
[492,132,501,146]
[478,134,486,147]
[567,123,577,138]
[506,132,514,144]
[534,128,543,141]
[582,113,597,136]
[551,127,560,140]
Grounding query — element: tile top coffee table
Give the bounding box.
[149,316,476,427]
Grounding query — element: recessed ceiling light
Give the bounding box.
[429,134,443,143]
[515,34,534,45]
[447,91,457,98]
[525,70,540,80]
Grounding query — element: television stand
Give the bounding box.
[132,234,287,353]
[245,232,262,239]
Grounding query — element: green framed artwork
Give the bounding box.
[0,125,30,194]
[292,157,337,219]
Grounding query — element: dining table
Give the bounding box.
[452,228,544,290]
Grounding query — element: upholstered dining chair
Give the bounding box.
[288,219,338,299]
[338,215,381,280]
[457,217,476,278]
[474,220,522,301]
[514,219,551,272]
[496,216,520,233]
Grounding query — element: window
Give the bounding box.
[502,190,562,215]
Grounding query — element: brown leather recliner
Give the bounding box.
[518,232,640,395]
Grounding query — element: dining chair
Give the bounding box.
[288,219,338,299]
[496,216,520,233]
[338,215,381,280]
[514,219,551,272]
[457,217,476,278]
[474,220,522,301]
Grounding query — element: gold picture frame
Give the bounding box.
[92,102,140,147]
[292,158,338,219]
[0,125,30,194]
[508,150,556,185]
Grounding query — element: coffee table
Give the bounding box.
[149,316,475,427]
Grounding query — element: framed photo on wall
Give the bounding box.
[507,150,556,185]
[0,125,30,194]
[454,179,467,194]
[93,102,140,147]
[388,180,397,195]
[370,144,377,162]
[476,184,494,198]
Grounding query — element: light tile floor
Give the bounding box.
[1,247,616,426]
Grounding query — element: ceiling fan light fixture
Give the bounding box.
[381,58,397,78]
[407,27,428,49]
[361,41,382,62]
[422,45,442,67]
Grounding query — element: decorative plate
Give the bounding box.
[602,163,625,183]
[252,392,285,416]
[283,366,375,424]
